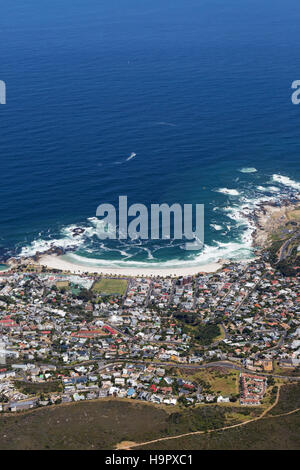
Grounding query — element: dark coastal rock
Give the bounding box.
[72,227,85,236]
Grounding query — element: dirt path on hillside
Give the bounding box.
[116,385,283,450]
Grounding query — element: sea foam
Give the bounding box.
[216,188,240,196]
[239,167,257,173]
[272,174,300,191]
[210,224,223,231]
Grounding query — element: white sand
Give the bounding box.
[38,254,223,277]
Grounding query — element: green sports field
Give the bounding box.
[92,278,128,296]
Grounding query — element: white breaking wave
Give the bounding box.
[257,185,280,193]
[268,186,280,192]
[210,224,223,231]
[222,190,280,250]
[216,188,240,196]
[126,152,137,161]
[19,217,116,258]
[223,206,249,225]
[239,167,257,173]
[272,174,300,191]
[20,235,85,258]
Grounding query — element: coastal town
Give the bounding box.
[0,223,299,413]
[2,0,300,455]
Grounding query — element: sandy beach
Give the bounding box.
[38,254,224,277]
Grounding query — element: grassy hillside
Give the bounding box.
[1,383,300,450]
[139,383,300,450]
[139,412,300,450]
[0,399,258,450]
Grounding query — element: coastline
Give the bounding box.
[5,196,299,278]
[37,254,224,276]
[0,264,9,273]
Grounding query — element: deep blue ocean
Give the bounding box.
[1,0,300,269]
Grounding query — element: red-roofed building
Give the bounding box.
[102,325,118,335]
[0,316,17,328]
[72,329,106,338]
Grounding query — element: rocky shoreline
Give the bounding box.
[4,246,70,269]
[251,196,300,250]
